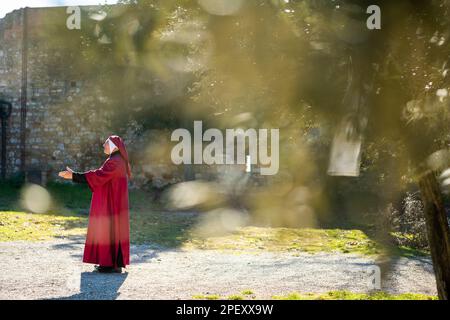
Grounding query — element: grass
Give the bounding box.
[0,209,196,244]
[192,294,245,300]
[241,289,254,295]
[0,181,197,245]
[130,210,197,246]
[272,291,438,300]
[192,290,437,300]
[0,211,86,241]
[184,227,383,256]
[0,181,429,258]
[0,207,386,256]
[192,294,221,300]
[0,182,22,211]
[0,181,91,242]
[0,180,164,213]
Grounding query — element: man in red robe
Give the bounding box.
[59,135,131,273]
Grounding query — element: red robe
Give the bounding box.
[82,153,130,268]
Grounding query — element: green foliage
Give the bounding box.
[194,290,437,300]
[192,294,220,300]
[46,182,92,211]
[272,291,438,300]
[0,183,430,259]
[0,211,86,241]
[185,226,383,256]
[130,210,197,246]
[0,182,22,211]
[241,289,254,295]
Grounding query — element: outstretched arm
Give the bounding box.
[84,158,120,191]
[58,159,120,190]
[59,166,88,184]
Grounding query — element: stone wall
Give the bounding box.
[0,9,24,176]
[0,7,183,188]
[0,8,107,183]
[0,6,262,190]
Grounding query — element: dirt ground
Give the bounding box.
[0,236,437,299]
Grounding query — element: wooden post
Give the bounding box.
[418,171,450,300]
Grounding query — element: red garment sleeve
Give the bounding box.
[84,158,120,192]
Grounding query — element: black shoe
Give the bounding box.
[94,265,122,273]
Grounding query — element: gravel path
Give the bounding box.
[0,237,437,299]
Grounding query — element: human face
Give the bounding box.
[103,140,110,155]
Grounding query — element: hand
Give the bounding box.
[58,166,74,180]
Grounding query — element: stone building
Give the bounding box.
[0,5,263,191]
[0,7,100,182]
[0,6,183,187]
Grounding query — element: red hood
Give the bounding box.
[107,135,131,178]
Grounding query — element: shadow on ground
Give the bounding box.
[54,272,128,300]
